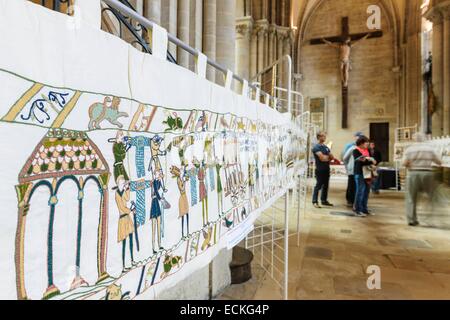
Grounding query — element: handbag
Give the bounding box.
[363,166,373,180]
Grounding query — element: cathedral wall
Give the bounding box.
[300,0,399,162]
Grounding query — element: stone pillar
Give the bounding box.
[270,0,276,23]
[262,0,269,19]
[250,29,258,79]
[177,0,190,68]
[426,9,444,135]
[277,29,284,60]
[236,18,253,82]
[162,0,178,57]
[203,0,216,81]
[268,27,275,64]
[189,0,203,71]
[255,20,268,74]
[257,26,265,74]
[443,8,450,135]
[145,0,161,25]
[216,0,236,84]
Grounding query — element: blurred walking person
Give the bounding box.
[403,133,442,226]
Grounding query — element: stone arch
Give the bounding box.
[294,0,402,73]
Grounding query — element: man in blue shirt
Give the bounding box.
[312,132,335,208]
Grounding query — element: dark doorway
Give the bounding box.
[370,123,389,162]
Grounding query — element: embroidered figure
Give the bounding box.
[148,135,167,192]
[215,157,224,214]
[150,170,165,254]
[114,176,135,272]
[195,158,209,226]
[88,96,128,130]
[111,131,130,182]
[170,166,190,239]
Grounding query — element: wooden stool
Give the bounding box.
[230,246,254,284]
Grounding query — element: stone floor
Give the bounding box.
[217,178,450,300]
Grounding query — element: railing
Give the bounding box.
[101,0,177,63]
[28,0,285,106]
[102,0,280,105]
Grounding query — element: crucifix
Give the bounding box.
[310,17,383,128]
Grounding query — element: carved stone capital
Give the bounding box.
[254,19,269,37]
[275,27,290,41]
[425,8,443,24]
[236,17,253,39]
[425,1,450,23]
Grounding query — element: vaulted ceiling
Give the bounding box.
[291,0,423,44]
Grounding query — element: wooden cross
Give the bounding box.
[310,17,383,129]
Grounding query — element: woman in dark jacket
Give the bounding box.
[353,136,377,217]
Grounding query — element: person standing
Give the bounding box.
[312,132,334,208]
[343,144,357,207]
[353,136,377,217]
[402,133,442,226]
[342,132,363,207]
[369,140,383,194]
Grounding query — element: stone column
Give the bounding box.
[426,9,444,135]
[236,18,253,81]
[257,26,265,74]
[177,0,190,68]
[443,7,450,135]
[203,0,216,81]
[268,27,275,64]
[276,29,283,60]
[189,0,203,71]
[145,0,161,25]
[216,0,236,85]
[255,20,268,74]
[162,0,178,57]
[250,29,258,79]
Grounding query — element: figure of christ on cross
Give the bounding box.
[310,17,383,128]
[321,34,370,88]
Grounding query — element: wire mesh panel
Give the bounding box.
[244,56,312,300]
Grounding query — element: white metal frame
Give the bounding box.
[244,55,311,300]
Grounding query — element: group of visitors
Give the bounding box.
[311,131,444,226]
[312,131,383,217]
